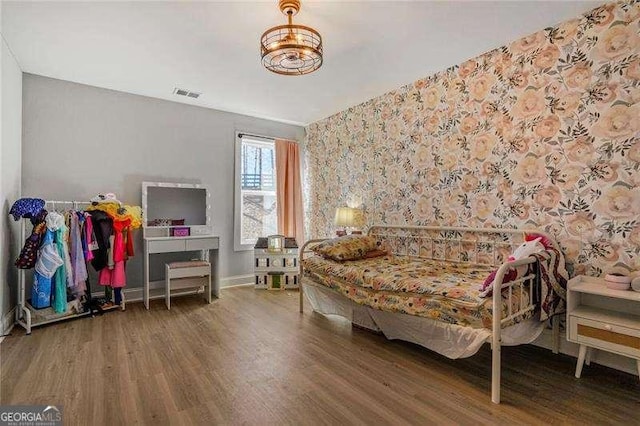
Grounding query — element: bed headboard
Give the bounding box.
[368,225,557,267]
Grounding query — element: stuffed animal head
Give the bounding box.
[524,232,554,250]
[508,237,545,261]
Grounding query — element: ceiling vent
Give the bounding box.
[173,87,201,99]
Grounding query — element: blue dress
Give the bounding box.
[32,230,58,308]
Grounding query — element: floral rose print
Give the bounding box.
[534,185,562,209]
[424,87,441,109]
[306,1,640,277]
[629,141,640,163]
[627,58,640,79]
[593,186,640,219]
[535,115,561,138]
[564,137,596,162]
[534,44,561,69]
[594,24,640,61]
[460,116,479,134]
[469,74,496,101]
[591,4,616,27]
[562,239,583,259]
[459,59,478,78]
[471,133,496,161]
[512,88,546,118]
[592,104,640,139]
[554,92,582,117]
[552,18,581,45]
[514,155,546,183]
[563,63,593,89]
[510,31,545,53]
[567,212,597,236]
[555,165,584,189]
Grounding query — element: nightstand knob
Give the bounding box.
[604,324,612,331]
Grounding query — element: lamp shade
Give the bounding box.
[334,207,357,227]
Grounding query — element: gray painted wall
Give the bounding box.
[22,74,304,288]
[1,35,23,330]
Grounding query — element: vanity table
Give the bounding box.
[143,235,219,309]
[142,182,220,309]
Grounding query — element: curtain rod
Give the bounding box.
[237,132,275,141]
[237,132,298,144]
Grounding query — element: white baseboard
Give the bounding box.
[221,274,254,288]
[1,307,16,343]
[532,327,637,375]
[119,275,254,303]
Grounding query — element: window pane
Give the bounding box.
[241,193,278,244]
[241,142,275,191]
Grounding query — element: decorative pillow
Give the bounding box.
[363,249,388,259]
[312,235,379,261]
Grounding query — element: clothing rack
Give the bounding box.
[15,200,124,334]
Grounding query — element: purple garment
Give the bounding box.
[69,212,87,297]
[14,210,48,269]
[9,198,45,221]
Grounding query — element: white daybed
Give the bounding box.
[299,225,564,404]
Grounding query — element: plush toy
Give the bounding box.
[480,236,546,297]
[523,232,555,250]
[508,236,545,261]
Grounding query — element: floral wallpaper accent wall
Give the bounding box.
[305,1,640,277]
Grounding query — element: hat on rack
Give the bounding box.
[91,193,122,206]
[9,198,45,221]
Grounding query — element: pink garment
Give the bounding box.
[98,264,126,288]
[84,214,95,261]
[98,219,131,288]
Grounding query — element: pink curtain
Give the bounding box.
[275,139,304,245]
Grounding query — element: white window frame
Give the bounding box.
[234,132,278,251]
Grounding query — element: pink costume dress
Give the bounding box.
[98,218,132,288]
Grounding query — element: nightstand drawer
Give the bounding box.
[569,315,640,358]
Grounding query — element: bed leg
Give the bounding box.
[299,284,304,313]
[491,275,503,404]
[552,316,560,354]
[491,335,501,404]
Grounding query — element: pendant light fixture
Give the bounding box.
[261,0,323,76]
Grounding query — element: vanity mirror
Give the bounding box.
[142,182,212,237]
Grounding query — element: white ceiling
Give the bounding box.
[2,1,602,126]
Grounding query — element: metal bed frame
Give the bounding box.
[299,225,561,404]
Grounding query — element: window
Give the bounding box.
[234,133,278,250]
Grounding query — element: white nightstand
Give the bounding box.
[567,275,640,380]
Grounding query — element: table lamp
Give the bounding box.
[334,207,362,236]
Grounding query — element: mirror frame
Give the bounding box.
[141,181,212,237]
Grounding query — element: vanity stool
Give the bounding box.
[165,260,212,310]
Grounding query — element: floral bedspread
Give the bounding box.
[302,255,533,329]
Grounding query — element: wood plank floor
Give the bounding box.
[1,286,639,425]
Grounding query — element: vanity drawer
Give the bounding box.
[148,239,186,253]
[569,315,640,358]
[186,237,219,251]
